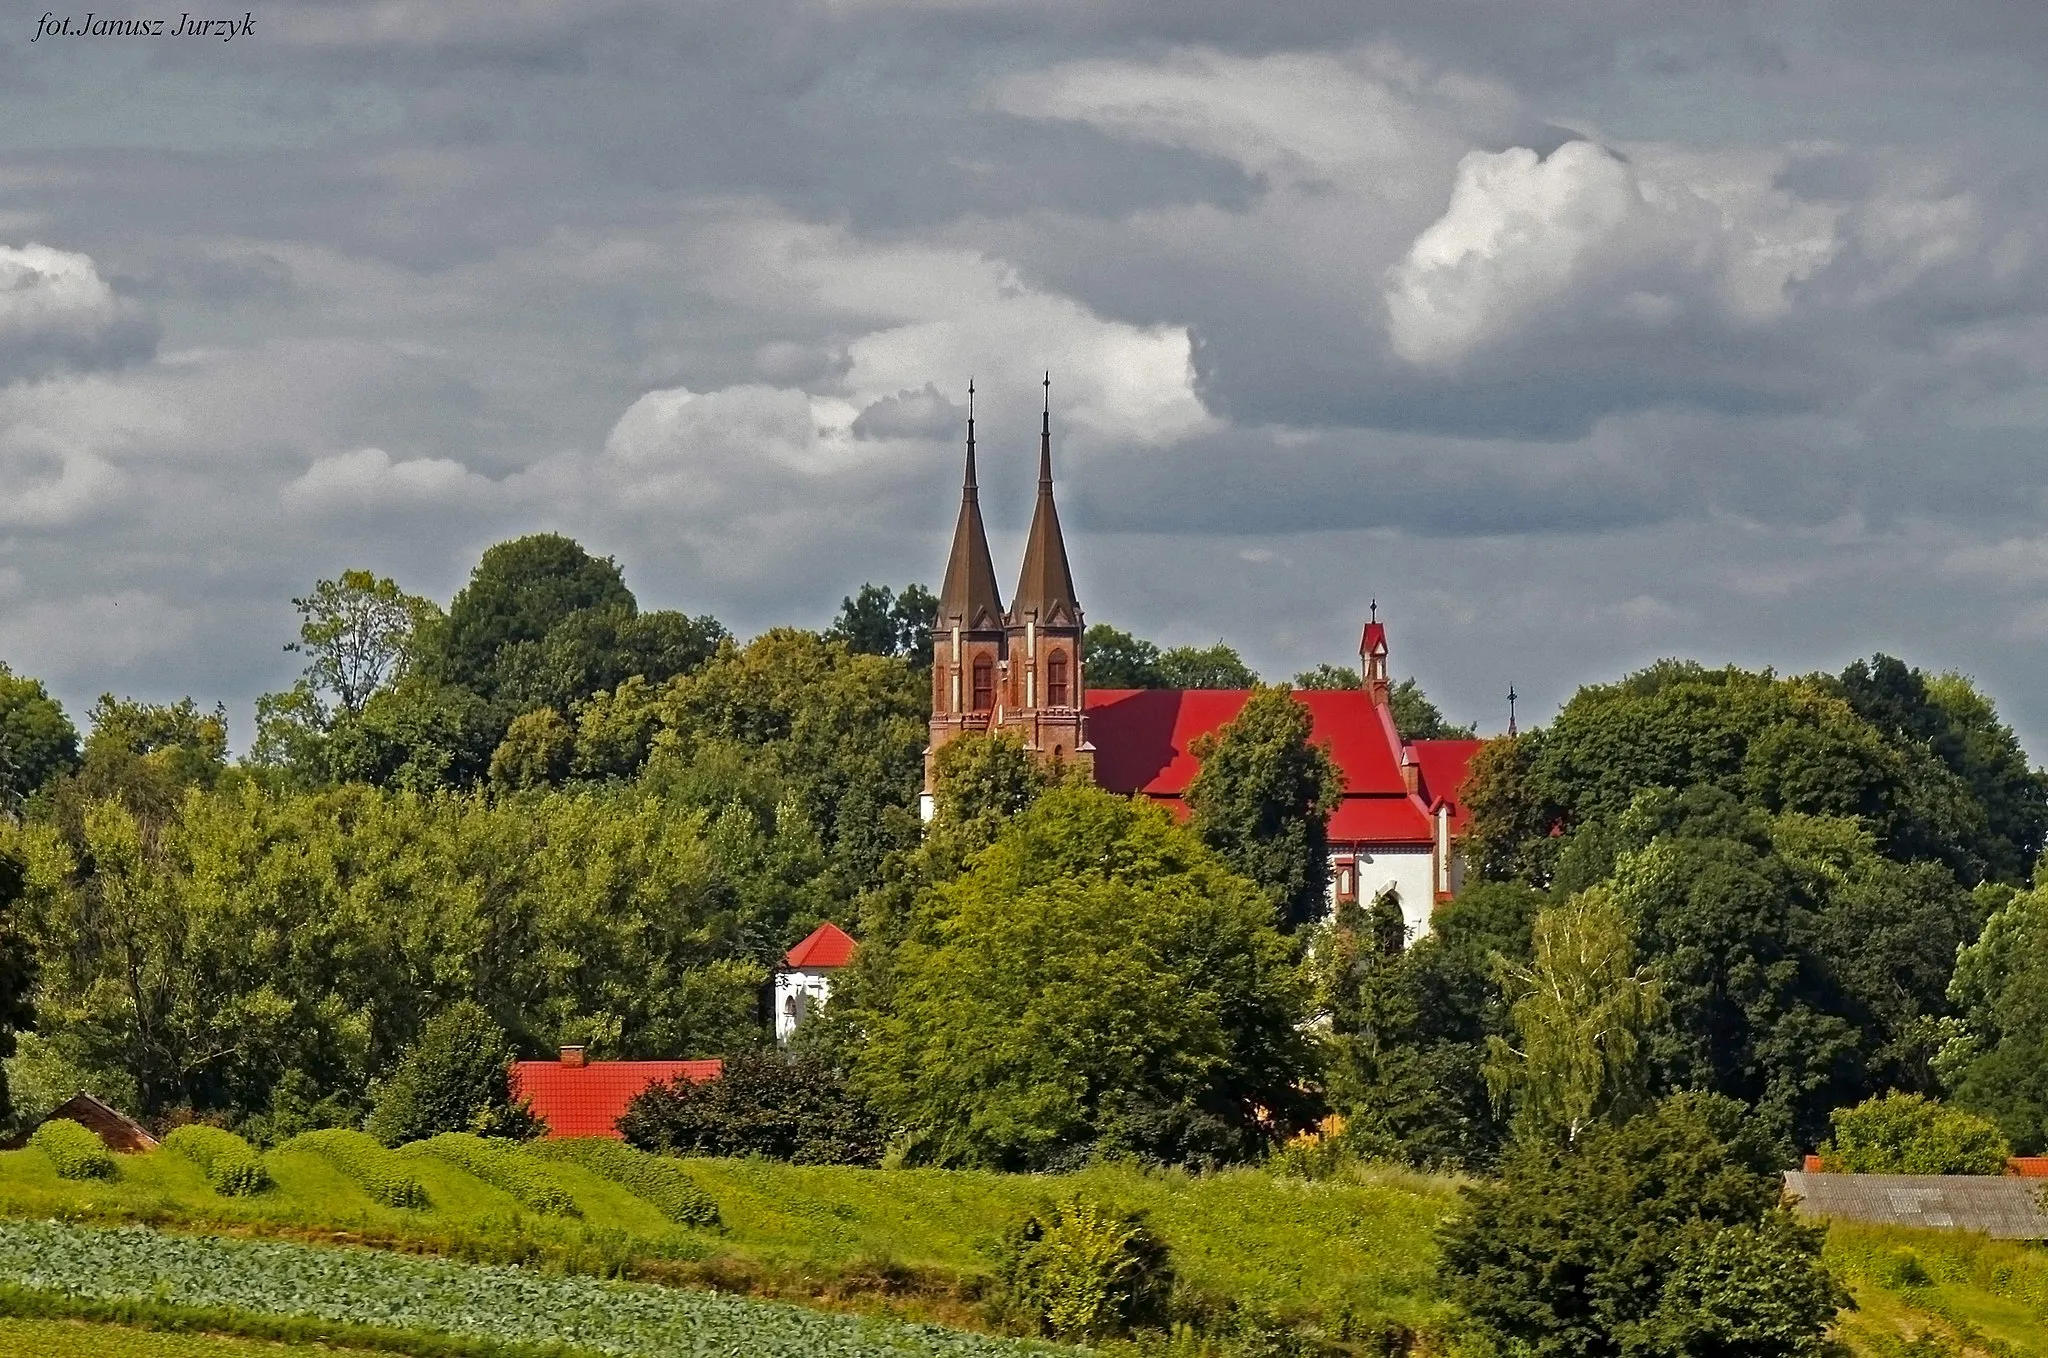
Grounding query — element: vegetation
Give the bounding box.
[1817,1094,2011,1175]
[525,1137,718,1226]
[988,1195,1172,1343]
[0,1317,398,1358]
[1186,684,1343,930]
[620,1050,889,1166]
[27,1118,113,1180]
[1940,875,2048,1151]
[855,786,1314,1170]
[163,1126,270,1196]
[402,1134,578,1217]
[1079,626,1257,690]
[285,1129,430,1208]
[367,1003,537,1147]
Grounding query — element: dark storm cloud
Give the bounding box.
[4,0,2048,752]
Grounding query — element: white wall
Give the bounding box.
[1328,847,1439,944]
[773,967,835,1044]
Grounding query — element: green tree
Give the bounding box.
[44,696,230,832]
[1158,642,1257,689]
[489,707,575,789]
[286,570,441,716]
[0,854,36,1125]
[855,786,1313,1169]
[930,730,1051,855]
[826,582,936,664]
[1186,685,1342,929]
[1389,677,1476,739]
[421,534,635,701]
[1484,887,1665,1146]
[1817,1092,2010,1174]
[366,1000,536,1144]
[326,675,497,792]
[1292,663,1360,690]
[1083,625,1165,689]
[1440,1092,1846,1358]
[0,663,78,810]
[619,1049,888,1164]
[1939,880,2048,1151]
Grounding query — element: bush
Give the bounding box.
[526,1137,718,1226]
[28,1118,114,1180]
[163,1125,270,1196]
[283,1128,429,1208]
[403,1132,578,1216]
[990,1194,1174,1343]
[619,1050,888,1165]
[366,1001,538,1147]
[1270,1114,1353,1181]
[1818,1093,2011,1175]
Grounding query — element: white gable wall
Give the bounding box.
[773,966,835,1044]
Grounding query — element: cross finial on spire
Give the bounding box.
[963,378,978,493]
[1507,684,1519,738]
[1043,370,1051,413]
[1370,596,1378,623]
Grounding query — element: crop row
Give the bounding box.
[0,1220,1069,1357]
[402,1134,580,1216]
[526,1138,718,1226]
[285,1129,430,1209]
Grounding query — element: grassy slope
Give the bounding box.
[0,1315,386,1357]
[1825,1222,2048,1358]
[0,1146,1462,1338]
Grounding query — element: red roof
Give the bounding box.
[1083,689,1481,848]
[785,921,856,969]
[510,1059,723,1140]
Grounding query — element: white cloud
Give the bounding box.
[282,447,497,515]
[0,242,152,380]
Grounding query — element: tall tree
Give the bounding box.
[1158,642,1258,689]
[0,853,36,1125]
[1484,887,1664,1146]
[286,570,441,717]
[420,533,635,702]
[1388,678,1476,739]
[827,582,937,666]
[1940,880,2048,1151]
[0,663,77,811]
[1186,685,1342,929]
[930,730,1051,855]
[856,785,1313,1169]
[1082,625,1165,688]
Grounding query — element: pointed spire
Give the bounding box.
[1011,372,1081,628]
[938,379,1004,631]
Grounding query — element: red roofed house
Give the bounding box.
[510,1047,723,1139]
[775,921,857,1043]
[919,384,1483,943]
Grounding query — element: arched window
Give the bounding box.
[972,656,995,710]
[1047,650,1070,707]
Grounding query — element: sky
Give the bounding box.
[5,1,2048,753]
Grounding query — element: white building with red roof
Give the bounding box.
[774,921,857,1043]
[921,390,1483,943]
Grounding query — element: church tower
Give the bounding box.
[922,384,1008,816]
[998,375,1091,774]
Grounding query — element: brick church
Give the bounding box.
[920,383,1483,941]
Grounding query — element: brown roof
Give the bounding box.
[1783,1170,2048,1239]
[937,414,1005,632]
[2,1092,158,1153]
[1009,389,1080,629]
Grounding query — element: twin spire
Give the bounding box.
[935,375,1081,632]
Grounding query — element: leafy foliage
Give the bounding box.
[1157,643,1257,689]
[1818,1093,2010,1175]
[283,1128,429,1208]
[1940,879,2048,1152]
[163,1125,270,1196]
[28,1118,114,1180]
[856,786,1313,1169]
[1186,685,1342,930]
[1081,625,1165,688]
[990,1195,1174,1342]
[525,1137,719,1226]
[827,583,937,665]
[366,1003,535,1147]
[0,663,77,810]
[0,1219,1064,1358]
[1440,1093,1846,1358]
[619,1050,889,1166]
[283,570,441,717]
[402,1133,578,1217]
[929,730,1051,855]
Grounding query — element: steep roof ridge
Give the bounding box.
[936,384,1005,631]
[1009,374,1081,628]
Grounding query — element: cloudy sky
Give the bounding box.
[5,1,2048,752]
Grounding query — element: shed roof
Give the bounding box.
[1783,1170,2048,1239]
[510,1059,723,1140]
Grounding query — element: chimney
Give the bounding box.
[558,1045,587,1068]
[1401,753,1420,796]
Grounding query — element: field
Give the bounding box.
[0,1143,2041,1356]
[0,1316,389,1358]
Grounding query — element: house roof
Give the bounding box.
[1083,689,1483,847]
[510,1059,723,1140]
[786,921,857,969]
[1784,1170,2048,1239]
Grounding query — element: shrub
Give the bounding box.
[619,1050,888,1165]
[283,1128,429,1208]
[366,1001,538,1146]
[526,1137,718,1226]
[990,1194,1174,1342]
[1818,1093,2011,1175]
[1270,1113,1352,1180]
[163,1125,270,1196]
[403,1132,578,1216]
[28,1118,114,1180]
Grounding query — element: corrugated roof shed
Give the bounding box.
[1784,1171,2048,1239]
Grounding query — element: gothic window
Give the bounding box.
[972,657,994,710]
[1047,650,1070,707]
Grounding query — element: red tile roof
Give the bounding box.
[510,1059,723,1140]
[1083,689,1482,848]
[785,921,857,969]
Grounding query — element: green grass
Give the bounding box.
[1826,1222,2048,1357]
[0,1144,1461,1342]
[0,1314,392,1357]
